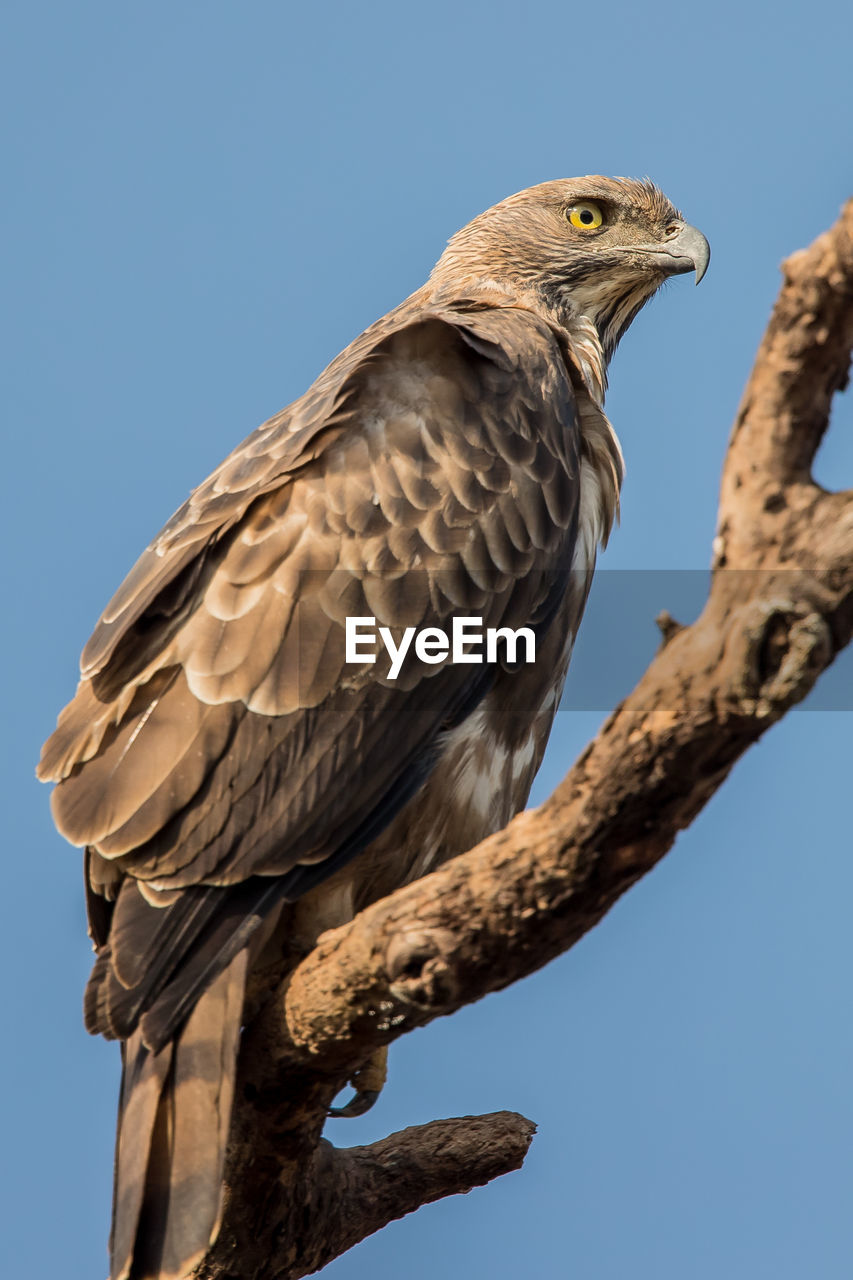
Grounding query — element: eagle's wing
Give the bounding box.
[39,301,581,1051]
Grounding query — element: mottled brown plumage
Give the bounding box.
[38,177,707,1280]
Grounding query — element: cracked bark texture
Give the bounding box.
[195,201,853,1279]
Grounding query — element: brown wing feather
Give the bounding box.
[40,302,581,1051]
[74,296,426,682]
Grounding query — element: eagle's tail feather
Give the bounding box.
[110,950,248,1280]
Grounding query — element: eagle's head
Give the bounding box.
[432,176,709,360]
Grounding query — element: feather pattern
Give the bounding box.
[37,175,704,1280]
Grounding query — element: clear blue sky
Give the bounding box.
[2,3,852,1277]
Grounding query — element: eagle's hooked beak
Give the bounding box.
[652,222,711,285]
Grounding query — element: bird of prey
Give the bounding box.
[38,177,708,1280]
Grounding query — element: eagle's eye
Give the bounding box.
[567,202,604,231]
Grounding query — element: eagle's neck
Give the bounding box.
[526,298,625,551]
[560,313,608,407]
[490,285,624,552]
[426,274,624,550]
[430,275,610,401]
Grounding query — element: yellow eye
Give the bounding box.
[567,202,604,230]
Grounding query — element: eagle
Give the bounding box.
[38,177,708,1280]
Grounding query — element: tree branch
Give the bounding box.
[200,1113,535,1279]
[718,199,853,510]
[196,200,853,1279]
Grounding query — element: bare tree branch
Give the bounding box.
[200,1112,535,1279]
[195,200,853,1279]
[718,199,853,506]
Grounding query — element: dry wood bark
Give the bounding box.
[196,201,853,1279]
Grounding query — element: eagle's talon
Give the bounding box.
[328,1045,388,1118]
[328,1089,381,1119]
